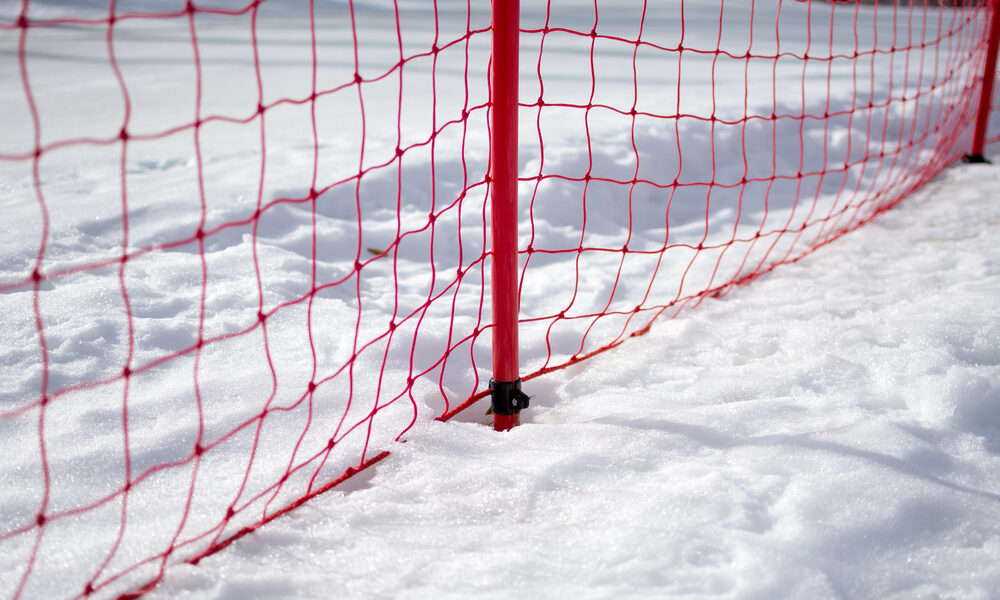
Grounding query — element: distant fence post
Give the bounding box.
[969,0,1000,163]
[489,0,528,431]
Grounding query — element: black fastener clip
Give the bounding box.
[489,378,530,416]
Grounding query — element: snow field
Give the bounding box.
[154,157,1000,600]
[1,0,998,597]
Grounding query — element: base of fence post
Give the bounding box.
[965,154,992,164]
[490,378,529,432]
[493,412,520,432]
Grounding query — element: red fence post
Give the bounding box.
[969,0,1000,162]
[489,0,528,431]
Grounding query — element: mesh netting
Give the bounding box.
[0,1,997,598]
[515,0,993,378]
[2,2,493,597]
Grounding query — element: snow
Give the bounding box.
[2,0,999,598]
[147,159,1000,600]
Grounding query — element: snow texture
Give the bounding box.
[1,0,999,598]
[152,159,1000,600]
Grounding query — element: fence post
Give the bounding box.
[969,0,1000,163]
[489,0,528,431]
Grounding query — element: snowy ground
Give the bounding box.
[149,155,1000,600]
[2,0,999,598]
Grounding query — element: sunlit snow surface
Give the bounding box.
[151,158,1000,600]
[1,0,999,598]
